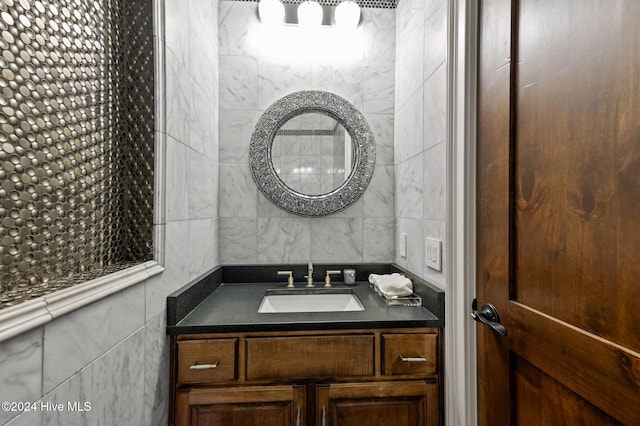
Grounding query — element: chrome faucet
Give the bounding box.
[305,262,314,287]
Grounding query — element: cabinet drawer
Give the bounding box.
[382,334,437,376]
[177,339,237,384]
[246,335,374,380]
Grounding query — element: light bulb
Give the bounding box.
[298,1,323,27]
[258,0,285,26]
[335,0,360,29]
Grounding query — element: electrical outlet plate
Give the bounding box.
[399,233,407,258]
[425,237,441,271]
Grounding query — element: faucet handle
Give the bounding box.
[277,270,294,288]
[324,270,341,287]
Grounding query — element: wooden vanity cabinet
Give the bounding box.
[170,328,441,426]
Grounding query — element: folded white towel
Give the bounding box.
[368,273,413,298]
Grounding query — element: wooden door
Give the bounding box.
[315,381,438,426]
[175,385,306,426]
[476,0,640,424]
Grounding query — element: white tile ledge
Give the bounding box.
[0,261,165,343]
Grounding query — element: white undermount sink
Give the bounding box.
[258,288,365,313]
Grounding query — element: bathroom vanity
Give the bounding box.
[167,265,444,426]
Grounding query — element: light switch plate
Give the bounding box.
[425,237,441,271]
[399,233,407,258]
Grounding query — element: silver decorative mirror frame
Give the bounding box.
[250,91,376,216]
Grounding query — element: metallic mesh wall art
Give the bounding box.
[0,0,154,308]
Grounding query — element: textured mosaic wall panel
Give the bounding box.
[0,0,154,308]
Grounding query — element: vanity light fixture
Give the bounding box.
[258,0,285,25]
[258,0,362,29]
[297,0,323,27]
[334,0,360,29]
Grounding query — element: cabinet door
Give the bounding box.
[176,385,306,426]
[316,381,438,426]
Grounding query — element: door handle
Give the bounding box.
[471,298,507,336]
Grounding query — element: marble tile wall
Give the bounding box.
[394,0,448,289]
[218,0,396,265]
[0,0,220,424]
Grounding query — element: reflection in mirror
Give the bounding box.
[271,113,354,195]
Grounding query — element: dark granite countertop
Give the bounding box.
[167,264,444,335]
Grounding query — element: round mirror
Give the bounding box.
[271,112,355,196]
[250,91,375,216]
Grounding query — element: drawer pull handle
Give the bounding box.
[189,360,219,370]
[399,354,427,363]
